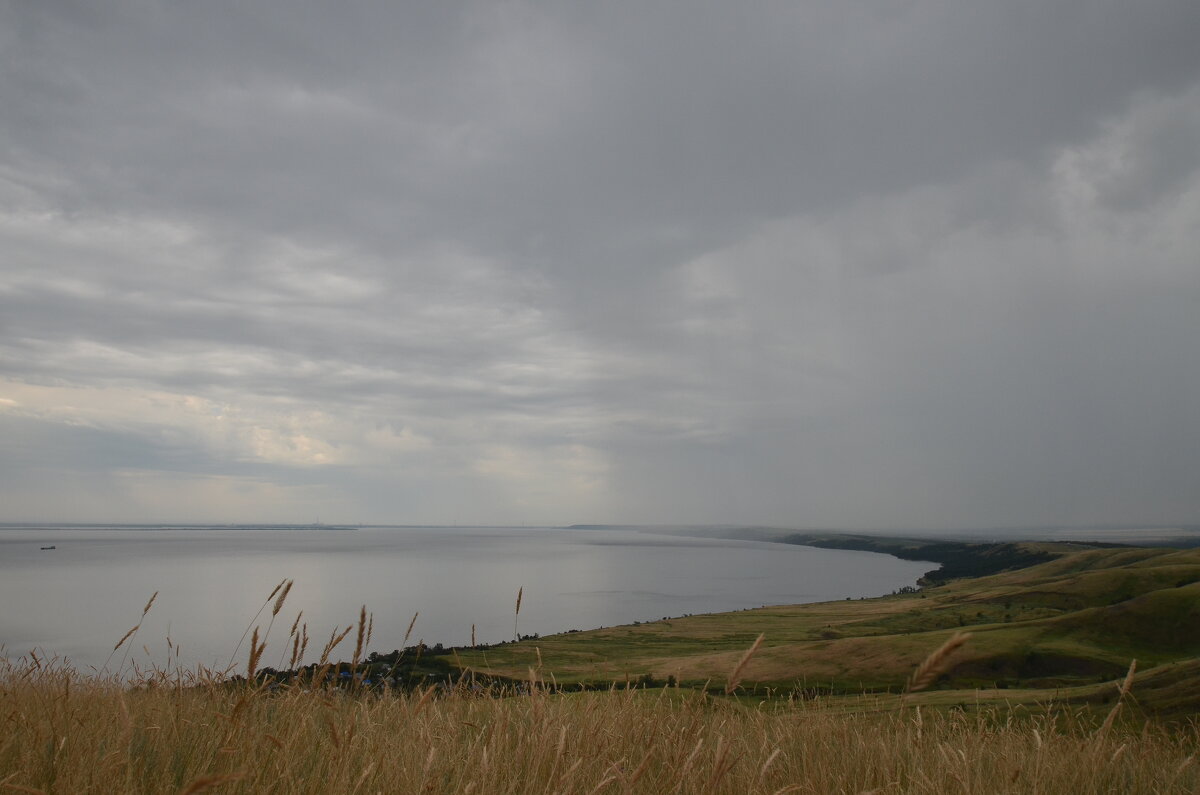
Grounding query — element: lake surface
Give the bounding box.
[0,525,930,674]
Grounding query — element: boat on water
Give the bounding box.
[40,545,56,550]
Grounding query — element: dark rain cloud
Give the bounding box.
[1,1,1198,526]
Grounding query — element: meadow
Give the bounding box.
[4,654,1198,794]
[3,542,1199,793]
[457,545,1200,708]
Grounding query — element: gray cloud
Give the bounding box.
[1,1,1198,527]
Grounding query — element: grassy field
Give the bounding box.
[2,655,1198,794]
[3,543,1199,792]
[454,546,1200,715]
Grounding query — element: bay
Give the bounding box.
[0,525,930,674]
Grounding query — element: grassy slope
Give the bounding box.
[5,664,1197,794]
[454,547,1200,716]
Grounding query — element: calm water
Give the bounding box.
[0,525,930,673]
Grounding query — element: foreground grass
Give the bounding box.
[2,657,1198,794]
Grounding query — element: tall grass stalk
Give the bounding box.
[905,631,971,695]
[725,633,765,695]
[514,586,523,642]
[225,579,288,672]
[1099,659,1138,736]
[101,590,158,679]
[2,652,1195,794]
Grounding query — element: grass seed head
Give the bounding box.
[272,580,294,617]
[725,632,765,695]
[906,632,971,694]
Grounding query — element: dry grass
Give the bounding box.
[515,585,524,642]
[1099,659,1138,736]
[1,653,1197,794]
[725,632,765,695]
[905,631,971,694]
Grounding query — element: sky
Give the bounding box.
[1,1,1199,529]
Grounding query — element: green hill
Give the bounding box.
[452,545,1200,716]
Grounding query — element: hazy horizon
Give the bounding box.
[5,521,1198,545]
[3,3,1199,528]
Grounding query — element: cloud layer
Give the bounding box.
[2,2,1199,527]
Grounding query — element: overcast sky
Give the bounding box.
[2,1,1198,529]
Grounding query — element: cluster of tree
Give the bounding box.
[782,534,1064,585]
